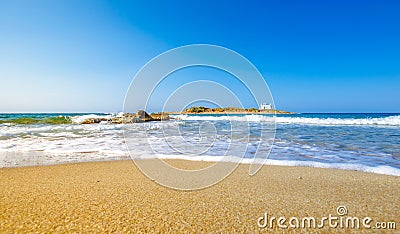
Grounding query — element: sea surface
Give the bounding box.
[0,113,399,176]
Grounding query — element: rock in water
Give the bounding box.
[81,117,109,124]
[149,112,170,121]
[80,110,169,124]
[137,110,153,121]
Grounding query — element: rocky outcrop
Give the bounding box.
[148,112,170,121]
[81,111,170,124]
[81,118,108,124]
[182,106,295,114]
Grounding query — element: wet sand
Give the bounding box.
[0,160,399,232]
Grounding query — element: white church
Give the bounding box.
[259,103,272,110]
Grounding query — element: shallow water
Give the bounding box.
[0,113,399,176]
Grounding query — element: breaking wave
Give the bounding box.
[173,114,400,126]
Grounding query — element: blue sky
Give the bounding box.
[0,0,399,113]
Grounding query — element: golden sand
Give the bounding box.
[0,160,399,233]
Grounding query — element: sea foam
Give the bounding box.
[173,114,400,126]
[129,153,400,177]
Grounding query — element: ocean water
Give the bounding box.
[0,113,399,176]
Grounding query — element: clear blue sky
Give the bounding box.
[1,0,399,113]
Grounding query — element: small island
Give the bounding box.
[171,106,294,115]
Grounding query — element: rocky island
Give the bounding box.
[173,106,294,114]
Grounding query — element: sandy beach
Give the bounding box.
[0,160,398,233]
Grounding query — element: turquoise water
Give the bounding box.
[0,113,108,124]
[0,113,399,175]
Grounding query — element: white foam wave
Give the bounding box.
[276,115,400,126]
[130,154,400,176]
[71,114,114,124]
[260,159,400,176]
[173,114,400,126]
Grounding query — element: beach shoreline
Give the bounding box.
[1,159,398,232]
